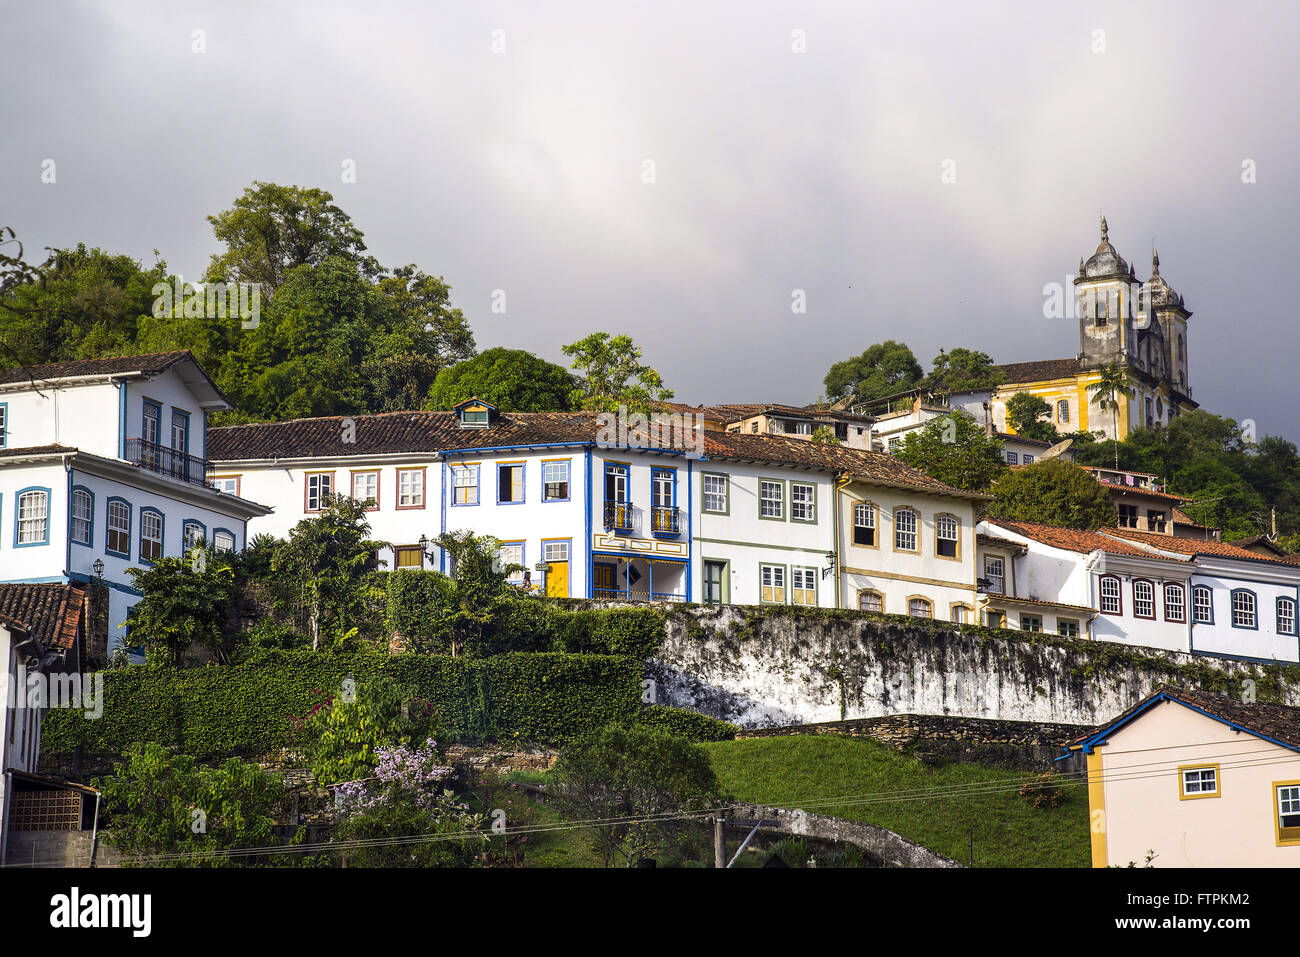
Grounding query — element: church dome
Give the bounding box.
[1144,249,1183,307]
[1079,216,1132,279]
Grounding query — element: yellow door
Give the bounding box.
[546,561,569,597]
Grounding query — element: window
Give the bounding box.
[1147,510,1167,533]
[791,567,817,605]
[1100,575,1122,615]
[760,564,786,604]
[140,509,163,563]
[1231,589,1257,629]
[703,560,726,604]
[652,468,675,508]
[71,488,93,546]
[750,422,758,433]
[604,464,628,503]
[398,468,426,508]
[351,471,379,508]
[759,480,784,520]
[142,401,160,445]
[859,590,883,613]
[15,489,48,546]
[1133,580,1155,619]
[1118,505,1139,528]
[791,483,816,523]
[1022,454,1035,464]
[1279,598,1297,637]
[498,542,524,582]
[171,410,189,453]
[1057,400,1070,424]
[984,556,1005,595]
[853,503,876,546]
[702,474,728,513]
[894,508,918,551]
[1005,451,1018,465]
[305,472,333,512]
[1057,619,1079,638]
[1193,585,1214,624]
[213,530,235,553]
[908,598,933,619]
[453,464,479,505]
[950,604,971,624]
[935,515,958,559]
[888,436,901,454]
[107,499,131,557]
[1180,766,1219,799]
[459,407,489,428]
[211,476,240,495]
[394,546,424,569]
[1277,783,1300,844]
[983,609,1006,628]
[497,463,523,504]
[542,461,570,501]
[183,521,205,549]
[543,541,569,562]
[0,402,7,448]
[1164,583,1185,623]
[1020,614,1042,633]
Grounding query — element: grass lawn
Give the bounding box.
[702,735,1090,868]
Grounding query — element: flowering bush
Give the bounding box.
[335,741,454,814]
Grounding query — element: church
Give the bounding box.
[972,217,1197,442]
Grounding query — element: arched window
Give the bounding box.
[71,487,94,547]
[1163,582,1185,623]
[106,498,131,558]
[853,503,876,547]
[858,590,884,613]
[1192,585,1214,624]
[140,508,164,564]
[934,514,959,559]
[213,529,236,553]
[183,520,206,550]
[1231,589,1257,629]
[1133,580,1155,619]
[1099,575,1122,615]
[908,597,933,619]
[15,487,50,546]
[1278,598,1297,637]
[950,604,972,624]
[894,507,918,552]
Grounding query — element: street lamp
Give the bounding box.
[821,550,837,580]
[92,558,105,579]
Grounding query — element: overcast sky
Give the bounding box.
[3,1,1297,441]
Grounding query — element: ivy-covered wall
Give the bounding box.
[649,604,1300,728]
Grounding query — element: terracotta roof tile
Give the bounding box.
[0,583,86,652]
[1107,527,1300,566]
[985,518,1178,559]
[992,358,1081,385]
[0,351,194,385]
[1072,686,1300,753]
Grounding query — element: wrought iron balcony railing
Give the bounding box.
[603,500,634,531]
[650,505,681,535]
[125,438,209,487]
[593,587,686,603]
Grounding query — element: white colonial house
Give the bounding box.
[978,518,1300,663]
[0,352,270,654]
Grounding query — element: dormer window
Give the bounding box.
[454,398,497,429]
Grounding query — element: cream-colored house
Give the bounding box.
[1066,686,1300,867]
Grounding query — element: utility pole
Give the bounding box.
[714,816,726,869]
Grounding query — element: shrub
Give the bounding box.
[638,705,737,742]
[1018,770,1063,809]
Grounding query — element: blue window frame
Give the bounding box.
[139,507,164,564]
[182,519,207,550]
[171,409,191,454]
[105,497,132,558]
[71,486,94,547]
[542,460,571,502]
[1230,588,1258,629]
[1278,597,1297,637]
[1192,584,1214,624]
[13,486,51,548]
[142,399,162,445]
[212,527,236,553]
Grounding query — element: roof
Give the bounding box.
[990,358,1081,385]
[984,518,1179,559]
[659,401,875,426]
[1228,535,1290,557]
[982,593,1097,614]
[1107,527,1300,567]
[1064,686,1300,757]
[0,444,79,460]
[994,431,1054,449]
[0,582,86,652]
[0,350,231,408]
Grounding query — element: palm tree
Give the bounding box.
[1087,363,1136,469]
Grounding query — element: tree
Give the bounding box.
[810,425,841,445]
[426,347,577,412]
[925,347,1006,393]
[823,340,923,402]
[1087,363,1135,468]
[271,494,388,648]
[124,546,241,666]
[896,411,1007,491]
[205,181,379,296]
[552,723,724,867]
[987,459,1117,530]
[562,332,673,413]
[424,531,527,657]
[1005,391,1059,443]
[96,742,291,867]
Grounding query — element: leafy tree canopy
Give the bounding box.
[562,332,672,414]
[986,458,1117,530]
[823,339,922,402]
[426,347,577,412]
[1005,391,1060,444]
[896,411,1007,491]
[925,347,1006,393]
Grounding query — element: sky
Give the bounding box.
[3,0,1298,441]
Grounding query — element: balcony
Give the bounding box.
[603,500,635,532]
[124,438,209,487]
[650,505,681,537]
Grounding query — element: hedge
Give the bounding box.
[637,705,738,742]
[42,650,646,761]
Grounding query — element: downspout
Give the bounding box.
[833,473,851,608]
[1083,551,1103,640]
[65,463,74,579]
[118,381,128,459]
[584,448,593,598]
[439,458,447,573]
[686,457,693,601]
